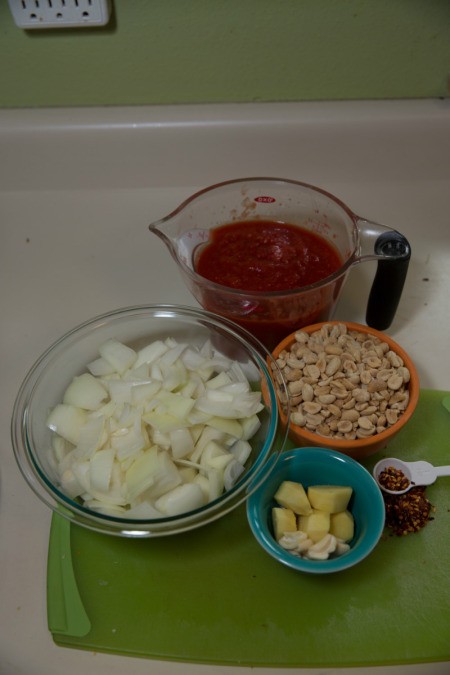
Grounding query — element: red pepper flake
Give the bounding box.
[379,466,411,492]
[382,486,435,536]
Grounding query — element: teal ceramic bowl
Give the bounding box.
[247,447,385,574]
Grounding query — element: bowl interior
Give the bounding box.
[13,305,288,536]
[247,447,385,574]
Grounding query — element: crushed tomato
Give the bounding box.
[195,220,342,292]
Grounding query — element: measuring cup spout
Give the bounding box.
[149,214,180,263]
[356,219,411,331]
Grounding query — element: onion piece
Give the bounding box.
[134,340,168,368]
[206,416,243,438]
[63,373,108,411]
[207,468,224,501]
[60,468,85,499]
[89,448,115,493]
[155,482,206,515]
[126,501,164,519]
[52,434,72,462]
[111,426,146,459]
[189,426,227,463]
[169,428,194,459]
[205,371,233,390]
[241,414,261,440]
[99,338,137,374]
[75,415,106,458]
[47,404,88,446]
[158,342,188,368]
[229,439,252,465]
[87,356,116,377]
[224,460,245,490]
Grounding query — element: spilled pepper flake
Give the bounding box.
[383,486,435,536]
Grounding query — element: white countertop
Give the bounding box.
[1,100,449,674]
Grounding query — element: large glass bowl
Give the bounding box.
[12,305,289,537]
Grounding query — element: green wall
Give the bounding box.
[0,0,449,108]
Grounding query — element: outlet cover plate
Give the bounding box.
[8,0,111,29]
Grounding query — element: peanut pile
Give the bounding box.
[272,323,411,441]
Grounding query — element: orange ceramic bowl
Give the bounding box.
[272,321,419,460]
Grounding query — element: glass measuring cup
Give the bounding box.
[149,177,411,350]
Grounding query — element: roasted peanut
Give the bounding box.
[272,323,412,440]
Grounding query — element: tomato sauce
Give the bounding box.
[196,220,342,292]
[194,220,344,349]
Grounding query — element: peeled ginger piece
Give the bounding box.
[297,509,330,543]
[272,506,297,541]
[330,509,355,542]
[307,485,353,514]
[274,480,313,516]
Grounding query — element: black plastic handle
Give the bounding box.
[365,231,411,330]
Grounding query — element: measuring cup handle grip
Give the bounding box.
[365,231,411,330]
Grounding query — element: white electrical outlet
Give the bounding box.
[8,0,111,29]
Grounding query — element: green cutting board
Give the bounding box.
[47,389,450,667]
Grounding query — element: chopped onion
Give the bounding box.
[99,338,137,374]
[207,468,224,501]
[241,414,261,440]
[75,415,106,458]
[90,448,115,493]
[169,428,194,459]
[224,460,245,491]
[46,335,266,518]
[47,404,88,445]
[155,482,206,515]
[134,340,168,368]
[229,439,252,465]
[87,356,116,377]
[63,373,108,411]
